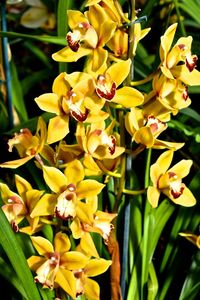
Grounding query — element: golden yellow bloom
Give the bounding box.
[94,59,144,107]
[147,150,196,208]
[0,175,44,234]
[20,0,56,30]
[31,160,104,223]
[144,73,192,116]
[35,72,108,144]
[159,23,200,86]
[0,117,46,168]
[27,232,89,298]
[125,107,184,150]
[52,4,116,72]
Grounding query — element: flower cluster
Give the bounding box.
[0,0,199,299]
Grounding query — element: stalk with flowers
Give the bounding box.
[0,0,200,299]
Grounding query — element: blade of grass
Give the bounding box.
[0,209,41,300]
[0,31,66,45]
[10,59,28,122]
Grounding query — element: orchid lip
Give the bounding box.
[96,75,117,101]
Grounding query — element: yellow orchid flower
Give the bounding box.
[71,195,117,243]
[52,4,116,72]
[179,231,200,249]
[35,72,108,144]
[20,0,55,30]
[94,59,144,107]
[72,257,112,300]
[30,159,104,223]
[76,120,125,161]
[27,232,89,298]
[0,117,46,169]
[144,73,192,116]
[0,175,44,233]
[147,150,196,208]
[159,23,200,86]
[125,107,184,150]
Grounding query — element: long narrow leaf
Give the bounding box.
[0,209,41,300]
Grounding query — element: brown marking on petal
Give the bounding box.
[66,32,80,52]
[78,22,90,29]
[55,207,73,220]
[108,135,116,155]
[178,44,186,50]
[70,108,89,122]
[96,75,117,101]
[171,186,184,199]
[67,183,76,192]
[182,86,189,101]
[186,55,198,72]
[11,221,19,232]
[168,172,177,179]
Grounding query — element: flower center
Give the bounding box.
[96,74,117,101]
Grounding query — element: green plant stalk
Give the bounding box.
[173,0,186,36]
[0,209,41,300]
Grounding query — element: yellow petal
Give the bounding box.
[47,115,69,144]
[52,72,70,97]
[27,256,46,271]
[35,93,60,114]
[113,86,144,107]
[15,175,32,196]
[172,66,200,86]
[30,236,54,255]
[54,232,71,254]
[84,258,112,276]
[160,23,177,63]
[43,165,67,193]
[88,47,108,72]
[67,10,87,29]
[64,160,85,184]
[153,140,184,150]
[134,127,154,148]
[80,233,100,258]
[76,202,94,224]
[150,150,174,186]
[52,46,92,62]
[147,186,160,208]
[0,156,33,169]
[30,193,57,217]
[106,59,131,87]
[55,268,76,299]
[20,7,48,29]
[70,218,82,239]
[77,179,105,199]
[164,186,196,207]
[84,277,100,300]
[168,159,193,179]
[61,251,89,270]
[0,183,21,203]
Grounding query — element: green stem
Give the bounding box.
[122,188,146,196]
[173,0,186,36]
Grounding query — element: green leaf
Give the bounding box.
[0,257,27,298]
[0,209,41,300]
[181,108,200,123]
[0,31,66,45]
[10,59,28,122]
[179,251,200,300]
[178,0,200,24]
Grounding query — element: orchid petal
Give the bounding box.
[52,46,92,62]
[35,93,60,115]
[77,179,104,199]
[55,269,76,299]
[64,160,85,184]
[84,258,112,276]
[164,186,196,207]
[30,193,57,217]
[54,232,71,254]
[168,159,193,179]
[30,236,54,255]
[106,59,131,87]
[114,87,144,107]
[147,186,161,208]
[85,277,100,300]
[0,156,33,169]
[43,165,67,193]
[47,115,69,144]
[61,251,89,270]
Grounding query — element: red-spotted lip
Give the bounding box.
[66,32,80,52]
[108,135,116,155]
[170,186,184,199]
[186,55,198,72]
[70,108,89,122]
[95,75,117,101]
